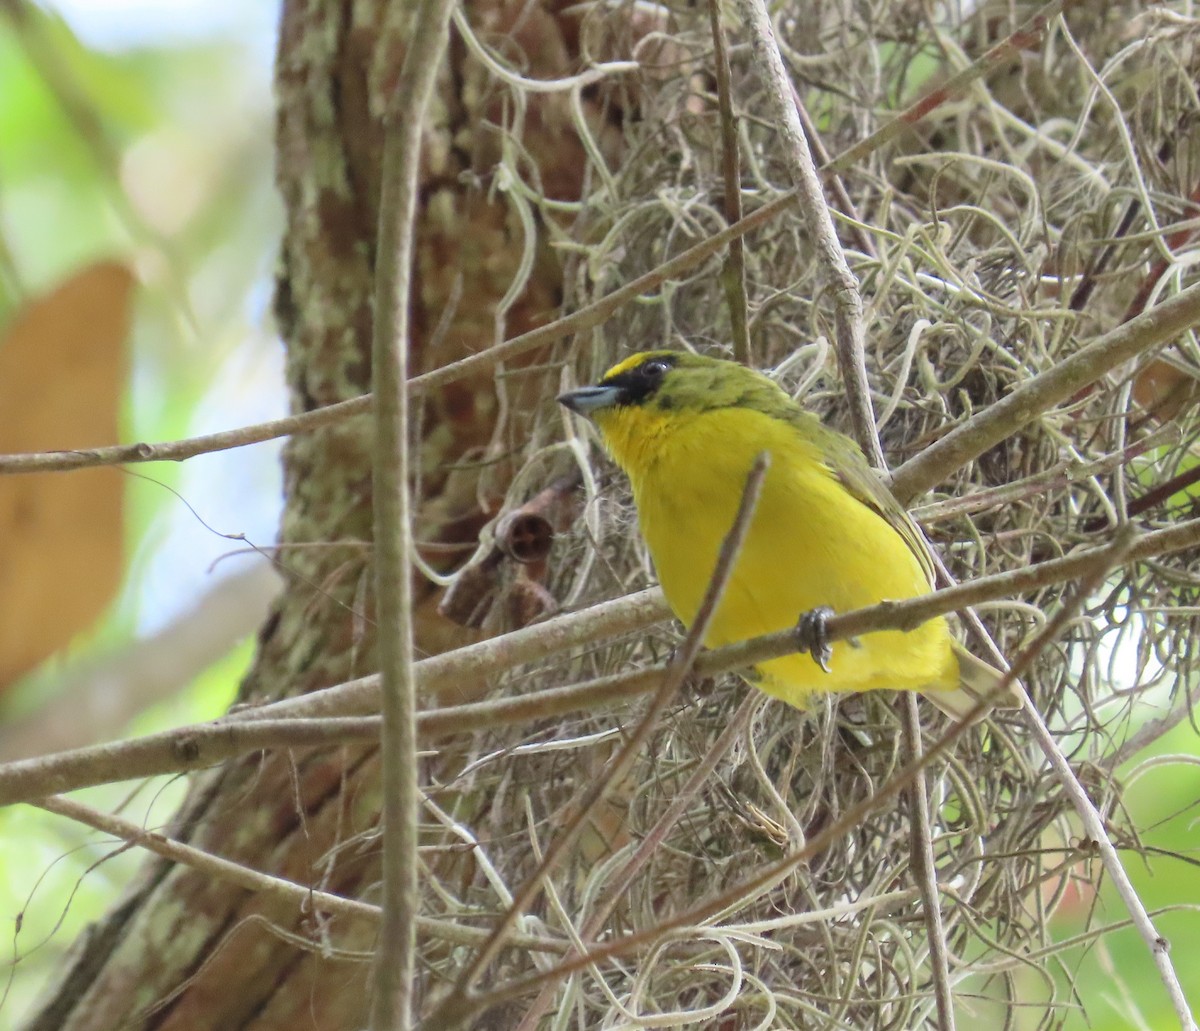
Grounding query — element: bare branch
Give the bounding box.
[7,514,1200,808]
[367,0,457,1025]
[734,0,880,464]
[33,794,562,953]
[890,281,1200,503]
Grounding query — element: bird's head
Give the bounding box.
[557,351,786,469]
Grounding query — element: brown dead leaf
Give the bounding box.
[1132,358,1200,427]
[0,261,133,690]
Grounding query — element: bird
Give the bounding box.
[557,350,1020,721]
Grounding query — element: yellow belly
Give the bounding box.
[628,408,958,708]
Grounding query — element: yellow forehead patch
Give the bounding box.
[600,352,653,381]
[601,351,673,382]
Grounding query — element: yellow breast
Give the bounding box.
[599,404,958,707]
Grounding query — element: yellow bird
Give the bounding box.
[558,350,1019,720]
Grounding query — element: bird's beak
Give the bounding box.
[557,384,624,417]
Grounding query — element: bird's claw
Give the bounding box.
[796,606,835,674]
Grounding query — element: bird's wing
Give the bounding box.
[803,416,938,586]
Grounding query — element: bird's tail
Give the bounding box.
[922,643,1025,723]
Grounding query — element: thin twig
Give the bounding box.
[901,693,956,1031]
[1008,529,1199,1031]
[512,690,763,1031]
[36,794,379,917]
[710,517,1200,679]
[945,522,1197,1031]
[0,717,385,807]
[824,0,1071,176]
[708,0,751,365]
[367,0,457,1025]
[0,395,373,475]
[1099,698,1198,774]
[788,89,876,260]
[431,454,771,1025]
[910,424,1179,525]
[735,0,881,465]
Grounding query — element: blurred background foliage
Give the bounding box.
[0,2,1196,1028]
[0,1,282,1020]
[1047,714,1200,1031]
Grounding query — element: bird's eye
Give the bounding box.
[642,359,670,379]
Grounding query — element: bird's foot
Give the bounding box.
[796,606,835,674]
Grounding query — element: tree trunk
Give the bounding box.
[26,2,594,1026]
